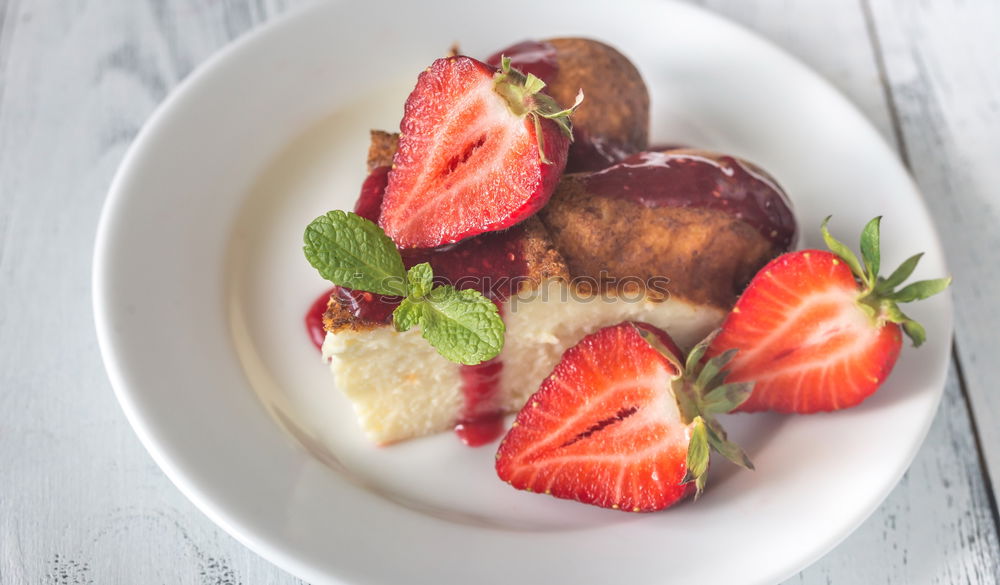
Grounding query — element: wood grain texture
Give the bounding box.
[866,0,1000,513]
[0,0,997,584]
[690,2,999,584]
[0,1,306,584]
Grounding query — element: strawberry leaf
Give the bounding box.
[633,325,684,375]
[523,72,547,94]
[696,348,737,393]
[682,417,710,498]
[892,277,952,303]
[535,90,585,141]
[860,216,881,283]
[684,330,717,376]
[704,420,754,471]
[877,252,924,293]
[821,216,866,285]
[901,319,927,347]
[304,211,407,296]
[702,382,754,415]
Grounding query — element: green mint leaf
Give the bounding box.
[859,216,882,284]
[407,263,434,299]
[821,216,865,285]
[892,277,952,303]
[392,297,425,332]
[414,286,504,365]
[303,211,407,296]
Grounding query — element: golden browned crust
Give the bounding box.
[323,294,384,333]
[366,130,399,172]
[546,38,649,159]
[517,216,570,284]
[538,174,780,310]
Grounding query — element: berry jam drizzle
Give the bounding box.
[306,167,532,445]
[331,288,402,324]
[353,165,390,222]
[306,287,335,350]
[454,351,506,447]
[564,127,635,173]
[584,151,797,249]
[486,40,559,84]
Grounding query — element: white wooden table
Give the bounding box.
[2,1,998,583]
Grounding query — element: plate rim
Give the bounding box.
[92,1,954,584]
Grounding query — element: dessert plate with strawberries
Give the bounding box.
[93,1,952,585]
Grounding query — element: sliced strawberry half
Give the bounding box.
[707,216,952,413]
[380,56,580,248]
[496,322,753,512]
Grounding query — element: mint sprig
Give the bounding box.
[304,210,407,296]
[303,212,505,365]
[394,286,504,365]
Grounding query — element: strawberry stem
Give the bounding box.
[822,216,952,347]
[633,325,754,496]
[492,56,583,164]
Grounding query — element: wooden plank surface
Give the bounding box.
[681,3,1000,583]
[866,0,1000,511]
[0,2,307,584]
[0,1,996,584]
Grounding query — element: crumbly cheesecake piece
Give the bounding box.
[323,279,724,445]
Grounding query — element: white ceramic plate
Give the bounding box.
[93,1,953,584]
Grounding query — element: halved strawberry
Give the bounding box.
[379,56,581,248]
[707,217,951,413]
[495,322,753,512]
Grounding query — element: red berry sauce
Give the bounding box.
[485,40,559,84]
[584,151,797,249]
[401,230,529,303]
[307,166,533,445]
[353,165,390,222]
[306,287,335,350]
[647,143,691,152]
[454,354,507,447]
[330,287,402,324]
[564,127,637,174]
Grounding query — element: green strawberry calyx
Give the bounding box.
[822,216,951,347]
[492,56,583,165]
[634,326,755,498]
